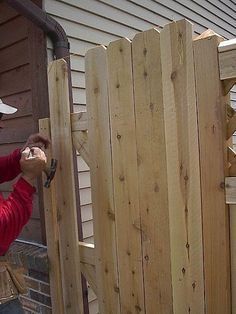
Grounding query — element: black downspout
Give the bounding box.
[5,1,89,313]
[5,0,69,59]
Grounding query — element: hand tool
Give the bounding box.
[44,158,57,188]
[27,148,57,188]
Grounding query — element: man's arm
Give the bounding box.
[0,146,47,255]
[0,177,35,255]
[0,149,21,183]
[0,133,50,184]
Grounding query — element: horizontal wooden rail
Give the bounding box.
[78,242,97,294]
[71,112,88,132]
[71,112,90,166]
[218,38,236,94]
[218,38,236,53]
[227,114,236,140]
[225,177,236,204]
[79,241,95,266]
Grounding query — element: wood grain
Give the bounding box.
[85,45,120,314]
[160,19,205,313]
[193,32,231,314]
[107,37,145,313]
[48,59,84,314]
[132,28,173,314]
[39,118,64,314]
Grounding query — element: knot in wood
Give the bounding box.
[119,175,125,182]
[171,71,177,80]
[135,304,142,312]
[94,87,99,94]
[144,255,149,261]
[114,285,119,293]
[220,181,225,189]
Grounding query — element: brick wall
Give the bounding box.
[7,242,52,314]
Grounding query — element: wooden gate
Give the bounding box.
[39,19,236,314]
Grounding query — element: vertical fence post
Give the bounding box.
[39,118,64,314]
[107,38,145,313]
[132,29,173,313]
[160,20,205,313]
[193,32,231,314]
[85,46,120,314]
[47,59,84,314]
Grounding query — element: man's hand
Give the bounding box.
[21,133,50,152]
[20,147,47,186]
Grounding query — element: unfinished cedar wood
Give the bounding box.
[43,19,236,314]
[47,59,84,314]
[85,46,120,313]
[132,28,172,313]
[193,32,231,313]
[160,20,205,313]
[39,118,64,314]
[107,37,145,313]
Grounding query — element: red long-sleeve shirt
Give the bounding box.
[0,149,35,255]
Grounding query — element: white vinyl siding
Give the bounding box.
[44,1,236,312]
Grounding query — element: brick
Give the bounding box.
[40,282,50,295]
[30,290,51,307]
[40,305,52,314]
[25,276,40,291]
[29,269,49,283]
[20,296,41,312]
[34,253,49,273]
[7,242,49,274]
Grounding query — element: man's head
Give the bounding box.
[0,98,17,123]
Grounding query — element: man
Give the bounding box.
[0,99,49,313]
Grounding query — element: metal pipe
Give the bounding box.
[5,0,70,59]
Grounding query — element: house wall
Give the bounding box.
[43,0,236,313]
[0,1,49,245]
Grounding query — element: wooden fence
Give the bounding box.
[39,19,236,314]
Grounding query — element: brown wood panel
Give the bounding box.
[0,0,52,246]
[28,21,49,122]
[0,39,29,74]
[19,218,42,243]
[0,116,34,144]
[0,16,28,49]
[0,143,23,155]
[2,91,33,118]
[0,2,19,25]
[0,65,30,97]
